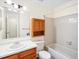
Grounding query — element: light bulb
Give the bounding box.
[14,4,18,9]
[6,0,12,5]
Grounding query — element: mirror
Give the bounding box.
[0,7,3,39]
[0,7,2,31]
[0,7,20,39]
[6,9,19,38]
[0,6,30,40]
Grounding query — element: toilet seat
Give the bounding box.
[39,51,51,59]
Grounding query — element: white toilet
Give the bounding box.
[35,40,51,59]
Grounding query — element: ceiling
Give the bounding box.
[29,0,73,9]
[0,0,74,9]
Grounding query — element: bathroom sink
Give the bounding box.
[7,40,36,51]
[9,42,26,50]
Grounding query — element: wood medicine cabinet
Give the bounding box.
[32,18,45,37]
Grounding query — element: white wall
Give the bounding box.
[54,13,78,51]
[53,0,78,18]
[45,17,56,45]
[19,12,30,37]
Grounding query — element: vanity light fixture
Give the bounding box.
[4,0,27,12]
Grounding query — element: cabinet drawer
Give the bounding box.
[19,48,36,58]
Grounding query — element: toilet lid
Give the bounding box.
[39,51,51,58]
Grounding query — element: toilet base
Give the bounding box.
[38,51,51,59]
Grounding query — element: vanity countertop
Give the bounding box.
[0,38,37,58]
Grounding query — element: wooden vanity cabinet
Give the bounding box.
[1,48,36,59]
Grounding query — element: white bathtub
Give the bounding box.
[47,44,78,59]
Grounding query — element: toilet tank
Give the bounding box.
[34,40,44,52]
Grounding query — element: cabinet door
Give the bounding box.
[20,54,36,59]
[27,54,36,59]
[39,20,45,31]
[32,18,45,36]
[19,48,36,58]
[34,20,40,31]
[3,55,18,59]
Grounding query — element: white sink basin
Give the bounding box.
[9,42,26,50]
